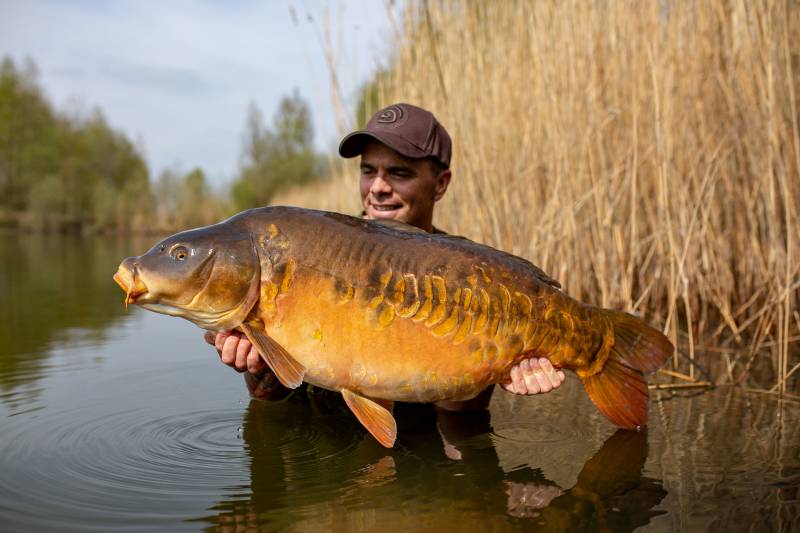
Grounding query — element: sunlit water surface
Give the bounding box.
[1,231,798,532]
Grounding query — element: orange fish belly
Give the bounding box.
[264,271,519,403]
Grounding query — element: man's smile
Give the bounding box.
[368,200,404,214]
[371,203,401,211]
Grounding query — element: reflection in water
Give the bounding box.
[1,231,798,531]
[0,231,152,408]
[200,396,666,531]
[527,430,666,530]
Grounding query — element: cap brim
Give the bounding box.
[338,130,429,160]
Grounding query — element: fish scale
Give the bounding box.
[114,206,673,448]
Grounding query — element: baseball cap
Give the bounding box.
[338,103,452,169]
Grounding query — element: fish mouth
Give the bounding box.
[113,261,149,306]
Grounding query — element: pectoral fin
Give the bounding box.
[240,323,305,389]
[341,389,396,448]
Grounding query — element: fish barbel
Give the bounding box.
[113,206,673,447]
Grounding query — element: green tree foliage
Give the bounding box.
[0,58,58,213]
[0,56,152,232]
[231,91,322,210]
[154,167,226,230]
[1,57,322,232]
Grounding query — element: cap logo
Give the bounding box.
[376,105,403,124]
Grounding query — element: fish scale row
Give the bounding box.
[271,218,608,371]
[380,266,608,369]
[357,264,552,346]
[262,248,608,375]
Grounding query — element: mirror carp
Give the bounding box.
[113,206,673,447]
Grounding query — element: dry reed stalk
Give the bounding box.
[274,0,799,391]
[649,382,713,391]
[658,369,703,383]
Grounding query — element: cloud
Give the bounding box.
[0,0,398,185]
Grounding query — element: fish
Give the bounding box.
[113,206,673,448]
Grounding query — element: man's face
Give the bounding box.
[359,140,451,231]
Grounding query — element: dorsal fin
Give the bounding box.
[240,323,305,389]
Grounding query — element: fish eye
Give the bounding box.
[170,245,189,261]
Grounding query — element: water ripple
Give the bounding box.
[0,402,247,530]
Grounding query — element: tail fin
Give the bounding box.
[605,311,674,375]
[582,311,673,429]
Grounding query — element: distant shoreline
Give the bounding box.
[0,212,175,236]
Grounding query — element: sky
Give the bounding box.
[0,0,399,185]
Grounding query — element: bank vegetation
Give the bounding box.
[0,58,322,233]
[276,0,800,392]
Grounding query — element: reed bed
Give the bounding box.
[276,0,799,391]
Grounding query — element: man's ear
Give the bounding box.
[433,169,452,202]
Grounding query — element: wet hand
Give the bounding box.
[503,357,565,395]
[203,330,264,374]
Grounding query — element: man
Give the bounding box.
[205,103,565,408]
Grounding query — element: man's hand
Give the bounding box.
[204,331,292,401]
[436,357,565,412]
[203,330,265,374]
[503,357,565,395]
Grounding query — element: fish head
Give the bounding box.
[113,222,260,331]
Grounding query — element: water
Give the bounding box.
[1,230,798,532]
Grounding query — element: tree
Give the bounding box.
[176,167,213,228]
[154,166,225,230]
[0,56,153,232]
[0,57,59,213]
[231,90,321,210]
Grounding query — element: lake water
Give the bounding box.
[1,230,798,532]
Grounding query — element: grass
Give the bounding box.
[275,0,799,392]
